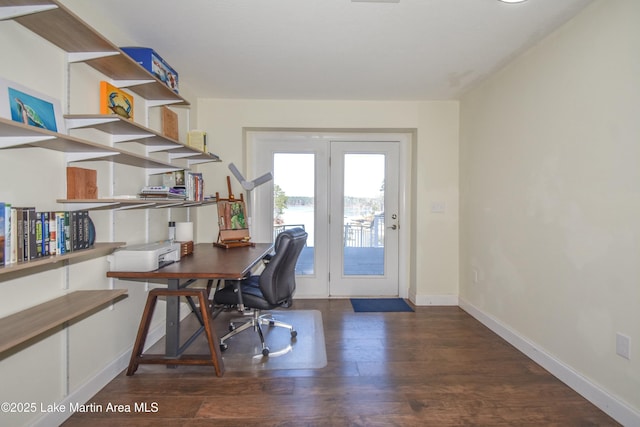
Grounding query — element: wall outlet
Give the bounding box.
[616,333,631,360]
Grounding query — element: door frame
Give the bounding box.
[245,128,413,299]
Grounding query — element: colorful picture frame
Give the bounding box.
[0,77,65,133]
[100,81,134,120]
[216,200,252,246]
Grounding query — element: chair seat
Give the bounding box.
[214,276,277,310]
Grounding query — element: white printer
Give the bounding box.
[108,242,181,272]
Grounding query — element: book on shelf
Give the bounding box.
[187,130,207,152]
[27,208,37,260]
[10,206,17,264]
[0,203,5,266]
[0,207,95,266]
[13,207,35,262]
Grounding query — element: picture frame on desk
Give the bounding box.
[215,199,254,248]
[0,77,65,133]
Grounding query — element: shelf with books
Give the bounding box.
[0,117,180,174]
[64,114,221,164]
[1,0,189,107]
[56,198,217,211]
[0,242,125,276]
[2,208,106,267]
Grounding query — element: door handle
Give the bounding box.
[388,224,398,230]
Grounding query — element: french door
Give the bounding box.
[328,142,399,296]
[250,132,402,297]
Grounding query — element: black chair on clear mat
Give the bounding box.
[213,227,308,356]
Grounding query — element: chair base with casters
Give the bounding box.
[219,308,297,356]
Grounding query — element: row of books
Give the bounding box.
[0,203,93,266]
[138,171,204,201]
[185,172,204,201]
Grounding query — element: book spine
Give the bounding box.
[56,212,66,255]
[35,212,43,258]
[10,208,17,264]
[43,211,50,256]
[82,211,90,249]
[0,202,4,266]
[4,203,10,265]
[22,208,29,261]
[28,208,37,260]
[20,209,27,261]
[49,211,57,256]
[64,212,71,253]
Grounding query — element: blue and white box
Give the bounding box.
[121,47,179,93]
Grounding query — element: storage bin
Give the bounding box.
[121,47,179,93]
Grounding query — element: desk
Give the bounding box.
[107,243,273,374]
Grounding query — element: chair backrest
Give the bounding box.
[259,227,308,306]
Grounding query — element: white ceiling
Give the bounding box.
[63,0,593,100]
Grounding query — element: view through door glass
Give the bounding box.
[342,153,386,276]
[329,141,399,296]
[273,153,315,275]
[252,133,401,298]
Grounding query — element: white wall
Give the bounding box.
[193,99,459,303]
[0,17,186,427]
[459,0,640,422]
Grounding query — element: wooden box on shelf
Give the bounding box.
[66,167,97,199]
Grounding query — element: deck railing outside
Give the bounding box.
[343,213,384,248]
[274,213,384,248]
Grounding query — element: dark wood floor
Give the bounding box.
[63,299,618,426]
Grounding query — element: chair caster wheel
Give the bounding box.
[220,343,228,352]
[291,330,297,338]
[262,347,270,356]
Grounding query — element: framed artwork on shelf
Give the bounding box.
[100,81,134,120]
[0,77,65,133]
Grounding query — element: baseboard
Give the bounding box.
[33,304,189,427]
[410,292,458,306]
[458,297,640,427]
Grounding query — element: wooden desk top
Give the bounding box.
[106,243,273,280]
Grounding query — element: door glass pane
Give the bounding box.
[273,153,314,275]
[343,154,385,276]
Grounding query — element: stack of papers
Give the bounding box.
[138,186,186,199]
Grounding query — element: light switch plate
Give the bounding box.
[616,333,631,360]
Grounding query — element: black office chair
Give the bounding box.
[213,227,308,356]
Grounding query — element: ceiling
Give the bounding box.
[62,0,593,101]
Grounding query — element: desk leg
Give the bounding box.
[166,278,180,358]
